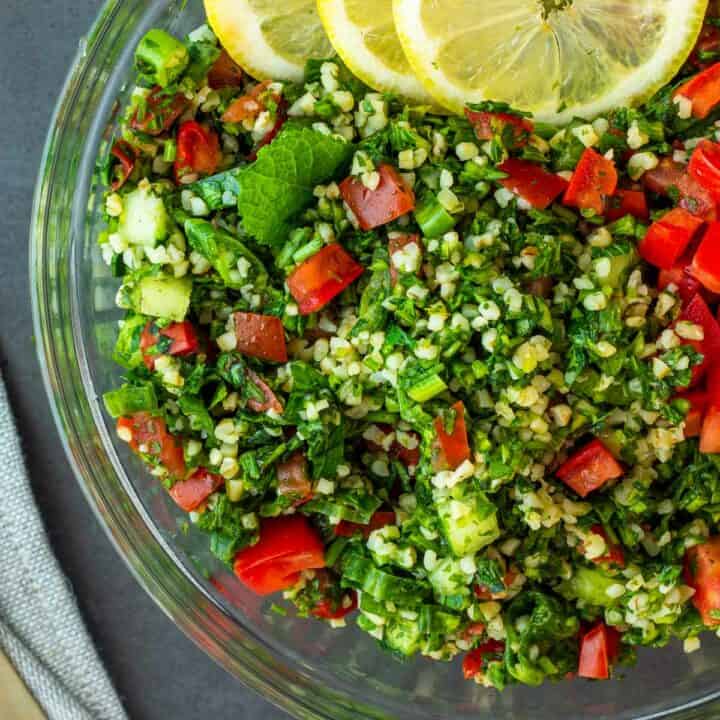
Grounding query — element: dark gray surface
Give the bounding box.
[0,2,288,718]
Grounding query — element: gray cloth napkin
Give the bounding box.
[0,374,128,720]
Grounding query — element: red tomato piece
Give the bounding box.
[692,223,720,293]
[117,412,186,479]
[246,369,284,414]
[556,439,623,498]
[497,158,569,210]
[311,591,358,620]
[605,189,649,222]
[388,233,422,285]
[175,121,221,180]
[140,321,199,370]
[433,401,471,471]
[462,640,506,680]
[658,259,703,305]
[248,100,287,162]
[563,148,618,216]
[638,207,705,270]
[675,63,720,119]
[701,403,720,453]
[679,172,719,221]
[221,81,275,123]
[207,49,244,89]
[690,140,720,203]
[233,516,325,596]
[110,140,136,191]
[676,389,709,438]
[334,511,396,539]
[339,164,415,231]
[465,108,533,146]
[131,87,188,136]
[169,468,223,512]
[643,157,685,195]
[677,294,720,387]
[287,243,364,315]
[276,451,312,505]
[233,312,288,363]
[586,525,625,567]
[684,536,720,625]
[578,622,621,680]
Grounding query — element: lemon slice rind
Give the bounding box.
[393,0,709,124]
[317,0,432,104]
[205,0,334,83]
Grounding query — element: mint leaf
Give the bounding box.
[237,125,351,246]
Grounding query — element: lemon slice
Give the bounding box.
[317,0,432,104]
[393,0,709,123]
[205,0,335,83]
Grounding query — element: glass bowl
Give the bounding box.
[29,1,720,717]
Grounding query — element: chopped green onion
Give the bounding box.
[163,138,177,163]
[135,29,189,87]
[414,196,457,238]
[407,373,447,403]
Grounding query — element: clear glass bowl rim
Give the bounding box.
[28,1,720,718]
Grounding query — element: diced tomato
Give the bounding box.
[676,389,709,438]
[690,140,720,204]
[276,451,312,505]
[221,80,272,122]
[140,321,199,370]
[393,438,421,469]
[433,401,471,471]
[643,157,685,195]
[462,640,506,680]
[578,622,621,680]
[248,100,287,162]
[388,233,422,285]
[465,108,533,146]
[701,401,720,453]
[605,189,649,222]
[658,259,703,305]
[312,591,358,620]
[556,438,623,498]
[174,121,221,180]
[339,164,415,231]
[526,276,554,298]
[287,243,364,315]
[117,412,186,478]
[207,49,244,89]
[131,87,188,136]
[638,207,705,270]
[563,148,618,216]
[678,173,718,221]
[246,369,284,414]
[684,535,720,625]
[677,294,720,386]
[233,312,288,363]
[334,511,396,539]
[233,515,325,596]
[168,468,223,512]
[675,63,720,119]
[585,525,625,567]
[496,158,569,210]
[110,140,136,191]
[691,223,720,293]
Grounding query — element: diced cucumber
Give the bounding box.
[112,313,148,369]
[119,185,168,247]
[103,384,157,417]
[135,275,192,321]
[429,557,471,597]
[384,617,422,656]
[436,491,500,557]
[564,566,618,606]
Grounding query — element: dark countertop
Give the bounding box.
[0,2,288,718]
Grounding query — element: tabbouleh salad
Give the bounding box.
[99,11,720,689]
